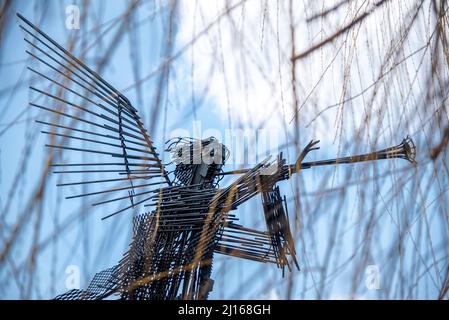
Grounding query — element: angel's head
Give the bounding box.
[165,136,230,187]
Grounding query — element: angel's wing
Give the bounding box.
[18,13,171,219]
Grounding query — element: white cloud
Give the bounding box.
[176,0,433,149]
[177,0,295,133]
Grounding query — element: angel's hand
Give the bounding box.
[294,140,320,171]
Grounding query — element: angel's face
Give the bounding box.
[169,137,229,166]
[200,137,230,166]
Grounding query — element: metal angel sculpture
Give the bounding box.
[17,13,417,300]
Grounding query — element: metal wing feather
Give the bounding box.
[18,13,170,218]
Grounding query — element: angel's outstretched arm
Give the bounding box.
[220,136,416,180]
